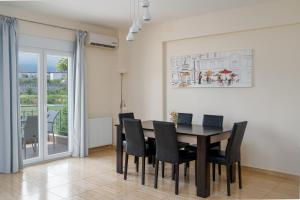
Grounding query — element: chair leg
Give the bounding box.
[172,164,175,180]
[52,132,55,148]
[32,143,35,152]
[184,163,188,177]
[136,157,139,172]
[142,156,145,185]
[124,153,129,180]
[212,163,216,181]
[154,160,159,189]
[238,161,242,189]
[226,165,231,196]
[175,164,179,195]
[152,156,155,167]
[161,162,165,178]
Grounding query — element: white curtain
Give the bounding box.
[71,30,88,157]
[0,16,23,173]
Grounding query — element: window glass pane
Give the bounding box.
[19,52,40,160]
[47,55,69,155]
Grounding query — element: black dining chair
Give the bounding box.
[119,112,135,130]
[177,113,193,125]
[123,119,156,185]
[119,113,139,171]
[208,121,248,196]
[153,121,197,195]
[176,113,194,176]
[23,116,39,159]
[203,114,224,128]
[203,114,224,175]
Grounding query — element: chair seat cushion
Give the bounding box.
[208,149,226,164]
[178,149,197,163]
[183,141,221,153]
[178,142,189,149]
[210,142,221,149]
[123,140,156,156]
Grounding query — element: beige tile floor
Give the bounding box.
[0,148,299,200]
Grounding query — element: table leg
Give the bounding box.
[230,163,236,183]
[196,136,210,198]
[116,125,123,174]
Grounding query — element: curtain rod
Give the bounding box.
[1,14,79,32]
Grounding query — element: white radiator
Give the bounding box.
[88,117,112,148]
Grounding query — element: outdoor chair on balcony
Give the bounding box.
[23,116,39,159]
[47,110,59,146]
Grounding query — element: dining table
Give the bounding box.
[115,120,234,198]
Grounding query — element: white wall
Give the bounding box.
[166,24,300,176]
[0,4,117,119]
[115,0,300,175]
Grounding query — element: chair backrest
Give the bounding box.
[123,119,145,156]
[24,116,38,140]
[177,113,193,125]
[203,114,224,128]
[153,121,179,163]
[48,110,59,123]
[225,121,248,163]
[119,112,135,126]
[47,110,59,133]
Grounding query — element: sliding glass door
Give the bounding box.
[19,48,72,164]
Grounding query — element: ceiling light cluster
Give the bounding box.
[126,0,152,41]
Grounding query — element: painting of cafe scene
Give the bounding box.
[170,49,253,88]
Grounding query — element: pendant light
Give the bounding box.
[141,0,150,8]
[130,22,139,33]
[143,7,151,21]
[127,0,135,41]
[136,18,142,30]
[126,0,151,41]
[126,31,134,41]
[136,0,142,30]
[131,0,139,33]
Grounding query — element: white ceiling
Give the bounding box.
[1,0,274,29]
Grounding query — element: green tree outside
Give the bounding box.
[56,58,68,72]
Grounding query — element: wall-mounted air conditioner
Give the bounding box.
[87,32,118,49]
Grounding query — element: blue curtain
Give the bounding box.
[71,30,88,157]
[0,16,22,173]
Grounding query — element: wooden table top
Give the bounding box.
[116,120,232,137]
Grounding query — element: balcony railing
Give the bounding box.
[20,104,68,136]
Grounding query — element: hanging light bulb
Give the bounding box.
[126,31,134,41]
[129,0,139,33]
[141,0,150,8]
[130,21,139,33]
[143,7,151,21]
[136,18,142,30]
[126,0,151,41]
[136,0,142,30]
